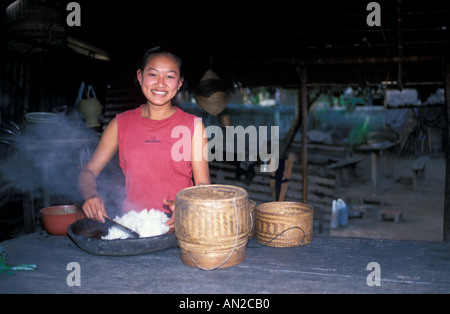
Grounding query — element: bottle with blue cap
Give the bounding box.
[330,200,339,229]
[337,198,348,226]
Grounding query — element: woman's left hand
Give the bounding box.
[163,199,175,233]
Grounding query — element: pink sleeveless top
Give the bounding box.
[116,105,198,214]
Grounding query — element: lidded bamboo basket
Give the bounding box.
[175,185,250,269]
[256,201,314,247]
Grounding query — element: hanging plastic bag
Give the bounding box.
[78,85,103,128]
[73,81,85,112]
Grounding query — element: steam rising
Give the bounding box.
[0,112,124,215]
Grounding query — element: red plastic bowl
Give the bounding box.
[40,205,84,236]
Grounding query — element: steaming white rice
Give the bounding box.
[102,209,170,240]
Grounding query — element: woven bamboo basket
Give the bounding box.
[194,69,229,116]
[255,201,314,247]
[175,185,250,269]
[248,199,256,239]
[5,0,67,52]
[194,92,229,116]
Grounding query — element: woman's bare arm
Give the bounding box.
[78,118,119,222]
[165,119,210,231]
[191,119,210,186]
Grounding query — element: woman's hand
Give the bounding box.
[163,199,175,233]
[82,195,107,223]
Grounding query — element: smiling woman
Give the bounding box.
[78,47,210,230]
[136,48,184,116]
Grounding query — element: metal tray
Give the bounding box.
[67,219,178,256]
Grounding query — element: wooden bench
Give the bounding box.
[411,156,431,192]
[378,209,403,223]
[326,156,364,186]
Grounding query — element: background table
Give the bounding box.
[358,141,399,191]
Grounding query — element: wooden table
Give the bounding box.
[1,230,449,295]
[358,141,399,191]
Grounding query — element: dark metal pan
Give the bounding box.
[67,218,178,256]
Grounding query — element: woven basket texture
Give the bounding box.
[194,92,229,116]
[175,185,250,269]
[5,0,66,50]
[248,199,256,239]
[194,69,229,116]
[256,201,314,247]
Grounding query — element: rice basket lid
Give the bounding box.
[256,201,313,215]
[177,184,248,202]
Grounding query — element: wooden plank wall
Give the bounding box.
[209,160,336,234]
[0,48,31,123]
[0,46,110,124]
[103,83,144,123]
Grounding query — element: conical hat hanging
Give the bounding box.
[200,69,220,81]
[194,69,229,116]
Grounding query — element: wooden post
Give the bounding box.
[279,92,301,159]
[301,66,308,202]
[371,152,378,192]
[20,141,35,234]
[444,48,450,242]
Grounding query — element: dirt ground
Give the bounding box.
[329,153,445,242]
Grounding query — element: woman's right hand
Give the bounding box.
[82,195,107,223]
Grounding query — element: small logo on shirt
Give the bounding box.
[145,136,161,144]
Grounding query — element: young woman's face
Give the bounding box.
[137,54,183,107]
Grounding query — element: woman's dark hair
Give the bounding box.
[141,46,183,79]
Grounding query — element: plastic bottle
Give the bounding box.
[337,198,348,226]
[330,200,339,229]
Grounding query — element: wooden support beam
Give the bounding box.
[20,140,35,234]
[301,66,308,202]
[279,92,301,159]
[444,48,450,242]
[305,55,440,65]
[279,92,320,159]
